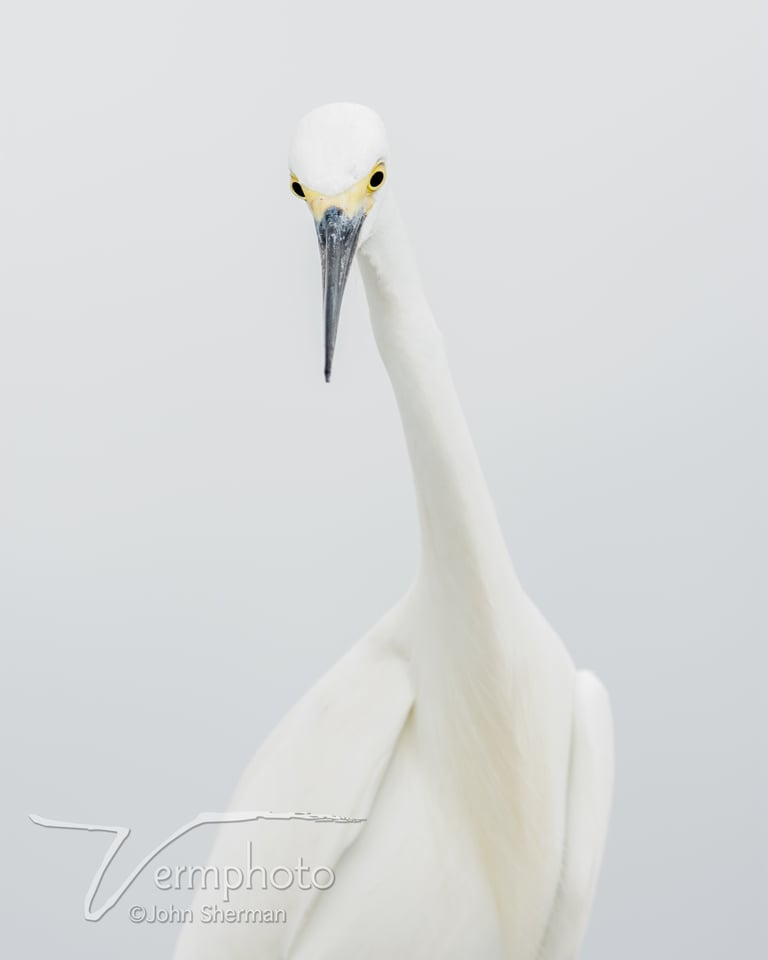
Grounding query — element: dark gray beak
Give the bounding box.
[315,206,366,382]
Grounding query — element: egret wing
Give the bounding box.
[174,630,413,960]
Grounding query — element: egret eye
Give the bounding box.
[291,180,306,199]
[368,167,385,190]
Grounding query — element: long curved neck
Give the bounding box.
[357,194,576,958]
[357,194,523,613]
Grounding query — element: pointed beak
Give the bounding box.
[315,206,366,382]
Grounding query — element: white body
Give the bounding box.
[175,106,613,960]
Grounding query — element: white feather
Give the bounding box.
[175,103,613,960]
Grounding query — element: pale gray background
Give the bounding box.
[1,1,765,957]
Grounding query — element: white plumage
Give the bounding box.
[175,102,613,960]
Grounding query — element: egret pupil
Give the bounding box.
[292,181,305,198]
[369,170,384,188]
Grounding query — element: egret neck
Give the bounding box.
[357,191,575,959]
[357,193,527,629]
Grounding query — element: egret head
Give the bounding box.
[289,103,389,381]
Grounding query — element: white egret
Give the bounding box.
[175,102,613,960]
